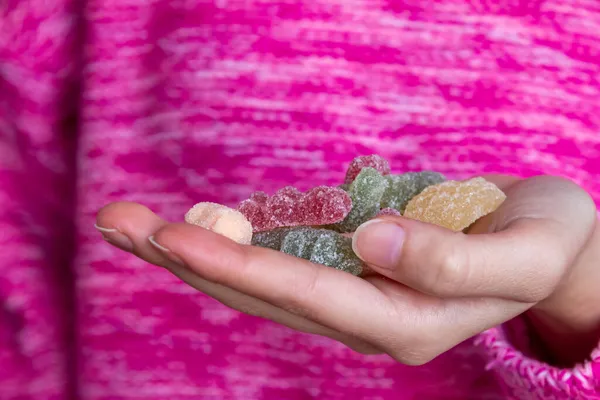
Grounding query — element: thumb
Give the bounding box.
[351,176,597,301]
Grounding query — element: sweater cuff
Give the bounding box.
[475,319,600,399]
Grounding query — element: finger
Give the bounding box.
[166,262,381,355]
[95,202,379,354]
[352,176,597,302]
[478,174,521,191]
[368,276,531,364]
[150,223,399,344]
[96,201,170,266]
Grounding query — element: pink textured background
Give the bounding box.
[1,1,600,399]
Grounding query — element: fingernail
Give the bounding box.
[94,224,133,252]
[148,236,184,266]
[352,219,405,269]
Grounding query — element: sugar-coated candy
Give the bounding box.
[344,155,391,184]
[251,227,292,250]
[377,208,401,217]
[185,202,253,244]
[238,186,352,232]
[380,171,446,213]
[185,154,506,279]
[332,167,389,232]
[403,177,506,231]
[252,227,365,276]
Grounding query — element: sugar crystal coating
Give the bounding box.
[377,208,401,217]
[280,228,316,260]
[403,177,506,231]
[188,155,503,277]
[185,202,253,244]
[308,232,363,276]
[238,186,352,232]
[252,227,364,276]
[380,171,446,213]
[331,167,389,232]
[251,227,292,250]
[344,155,391,184]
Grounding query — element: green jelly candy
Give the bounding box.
[309,231,363,276]
[280,228,317,259]
[333,167,389,232]
[251,227,364,276]
[252,228,292,250]
[381,171,445,213]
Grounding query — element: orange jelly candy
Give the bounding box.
[403,177,506,231]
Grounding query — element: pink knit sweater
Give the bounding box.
[1,1,600,399]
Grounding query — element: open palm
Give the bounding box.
[95,175,598,365]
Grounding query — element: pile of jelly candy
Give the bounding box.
[186,155,506,277]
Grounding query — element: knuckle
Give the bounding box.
[379,324,440,366]
[389,347,437,366]
[301,267,322,300]
[427,243,470,295]
[280,304,314,320]
[211,248,250,287]
[280,267,322,320]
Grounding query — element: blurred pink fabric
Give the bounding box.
[1,1,600,399]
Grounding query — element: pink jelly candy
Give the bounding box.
[185,202,253,245]
[344,155,391,184]
[238,186,352,232]
[377,208,401,217]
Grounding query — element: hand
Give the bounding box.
[96,175,599,365]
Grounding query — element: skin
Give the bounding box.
[95,175,600,367]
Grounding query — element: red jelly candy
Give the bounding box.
[377,208,401,217]
[344,155,391,184]
[236,191,268,231]
[238,186,352,232]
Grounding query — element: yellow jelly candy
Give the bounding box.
[403,177,506,231]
